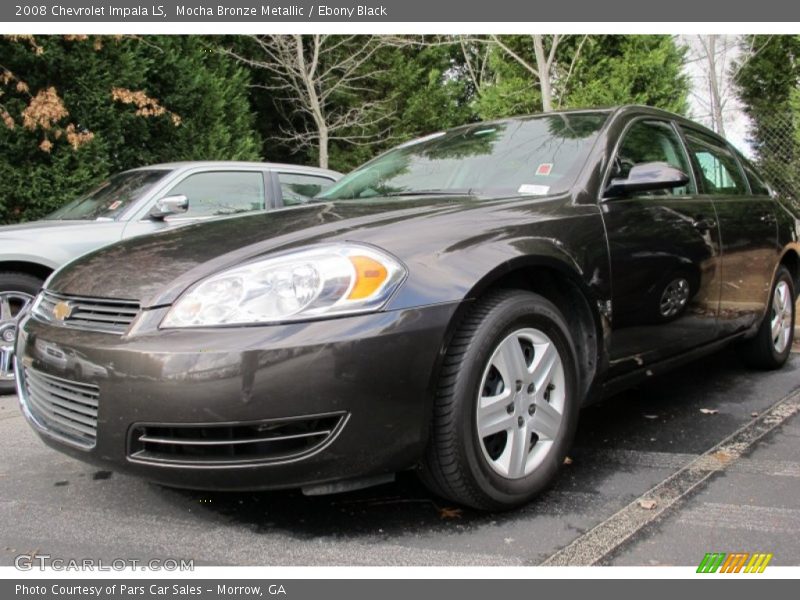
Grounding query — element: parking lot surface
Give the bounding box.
[1,348,799,566]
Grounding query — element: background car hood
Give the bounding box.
[0,219,114,238]
[47,197,487,307]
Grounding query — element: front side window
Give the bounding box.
[320,112,609,201]
[46,170,168,221]
[610,120,694,196]
[163,171,266,217]
[682,129,748,196]
[278,173,336,206]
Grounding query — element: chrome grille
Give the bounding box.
[21,368,99,449]
[34,291,140,334]
[128,413,347,465]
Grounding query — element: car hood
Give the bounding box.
[47,197,489,307]
[0,219,110,237]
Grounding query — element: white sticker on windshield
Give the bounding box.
[518,184,550,195]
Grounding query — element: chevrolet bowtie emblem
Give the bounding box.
[52,301,73,322]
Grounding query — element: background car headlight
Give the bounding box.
[161,244,406,327]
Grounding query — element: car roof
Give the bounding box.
[124,161,342,178]
[449,105,725,143]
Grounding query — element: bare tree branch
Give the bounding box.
[225,35,396,168]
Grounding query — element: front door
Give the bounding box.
[122,169,270,239]
[601,118,722,376]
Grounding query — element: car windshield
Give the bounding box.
[46,169,168,220]
[320,112,609,201]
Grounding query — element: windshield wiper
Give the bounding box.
[382,189,473,197]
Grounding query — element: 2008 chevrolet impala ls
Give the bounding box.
[14,106,800,510]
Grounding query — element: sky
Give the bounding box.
[680,34,754,156]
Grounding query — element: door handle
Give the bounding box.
[760,213,777,224]
[692,217,716,232]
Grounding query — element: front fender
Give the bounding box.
[0,239,65,270]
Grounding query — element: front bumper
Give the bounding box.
[14,302,459,491]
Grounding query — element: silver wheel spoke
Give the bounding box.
[505,426,529,479]
[0,347,11,380]
[772,313,783,340]
[531,342,557,390]
[477,391,514,437]
[494,336,529,384]
[0,297,10,322]
[531,398,562,441]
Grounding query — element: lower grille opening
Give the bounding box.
[128,413,347,465]
[21,367,99,449]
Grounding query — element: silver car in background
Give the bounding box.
[0,161,342,392]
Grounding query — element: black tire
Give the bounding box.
[0,271,44,394]
[420,289,580,510]
[737,265,795,370]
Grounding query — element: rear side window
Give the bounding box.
[682,129,748,196]
[278,172,336,206]
[738,155,771,196]
[164,171,266,217]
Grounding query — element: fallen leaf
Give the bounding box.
[643,414,659,420]
[563,456,573,465]
[638,499,657,510]
[711,450,733,465]
[438,507,463,519]
[699,408,718,415]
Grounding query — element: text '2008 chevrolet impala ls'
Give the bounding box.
[14,106,800,510]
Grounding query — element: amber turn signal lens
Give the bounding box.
[347,255,389,300]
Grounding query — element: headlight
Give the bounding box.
[161,244,406,327]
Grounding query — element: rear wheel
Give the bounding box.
[0,272,43,394]
[420,290,580,510]
[737,265,795,370]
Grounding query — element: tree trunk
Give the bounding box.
[705,35,726,137]
[533,35,553,112]
[318,125,329,170]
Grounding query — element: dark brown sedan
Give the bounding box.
[14,106,799,510]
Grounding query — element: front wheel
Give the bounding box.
[0,272,43,394]
[420,290,580,510]
[737,265,795,370]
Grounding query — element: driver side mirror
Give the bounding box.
[604,162,690,199]
[149,195,189,220]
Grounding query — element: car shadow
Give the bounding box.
[166,346,784,537]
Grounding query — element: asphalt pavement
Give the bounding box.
[1,346,799,567]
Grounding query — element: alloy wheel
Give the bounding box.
[476,328,566,479]
[659,277,690,318]
[0,291,34,383]
[771,280,793,354]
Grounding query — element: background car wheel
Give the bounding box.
[420,289,580,510]
[0,272,43,394]
[737,265,795,370]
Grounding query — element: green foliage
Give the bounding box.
[328,43,476,172]
[564,36,689,113]
[0,35,261,223]
[473,35,689,119]
[735,35,800,196]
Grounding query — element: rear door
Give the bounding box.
[678,126,778,336]
[274,171,339,207]
[601,118,722,376]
